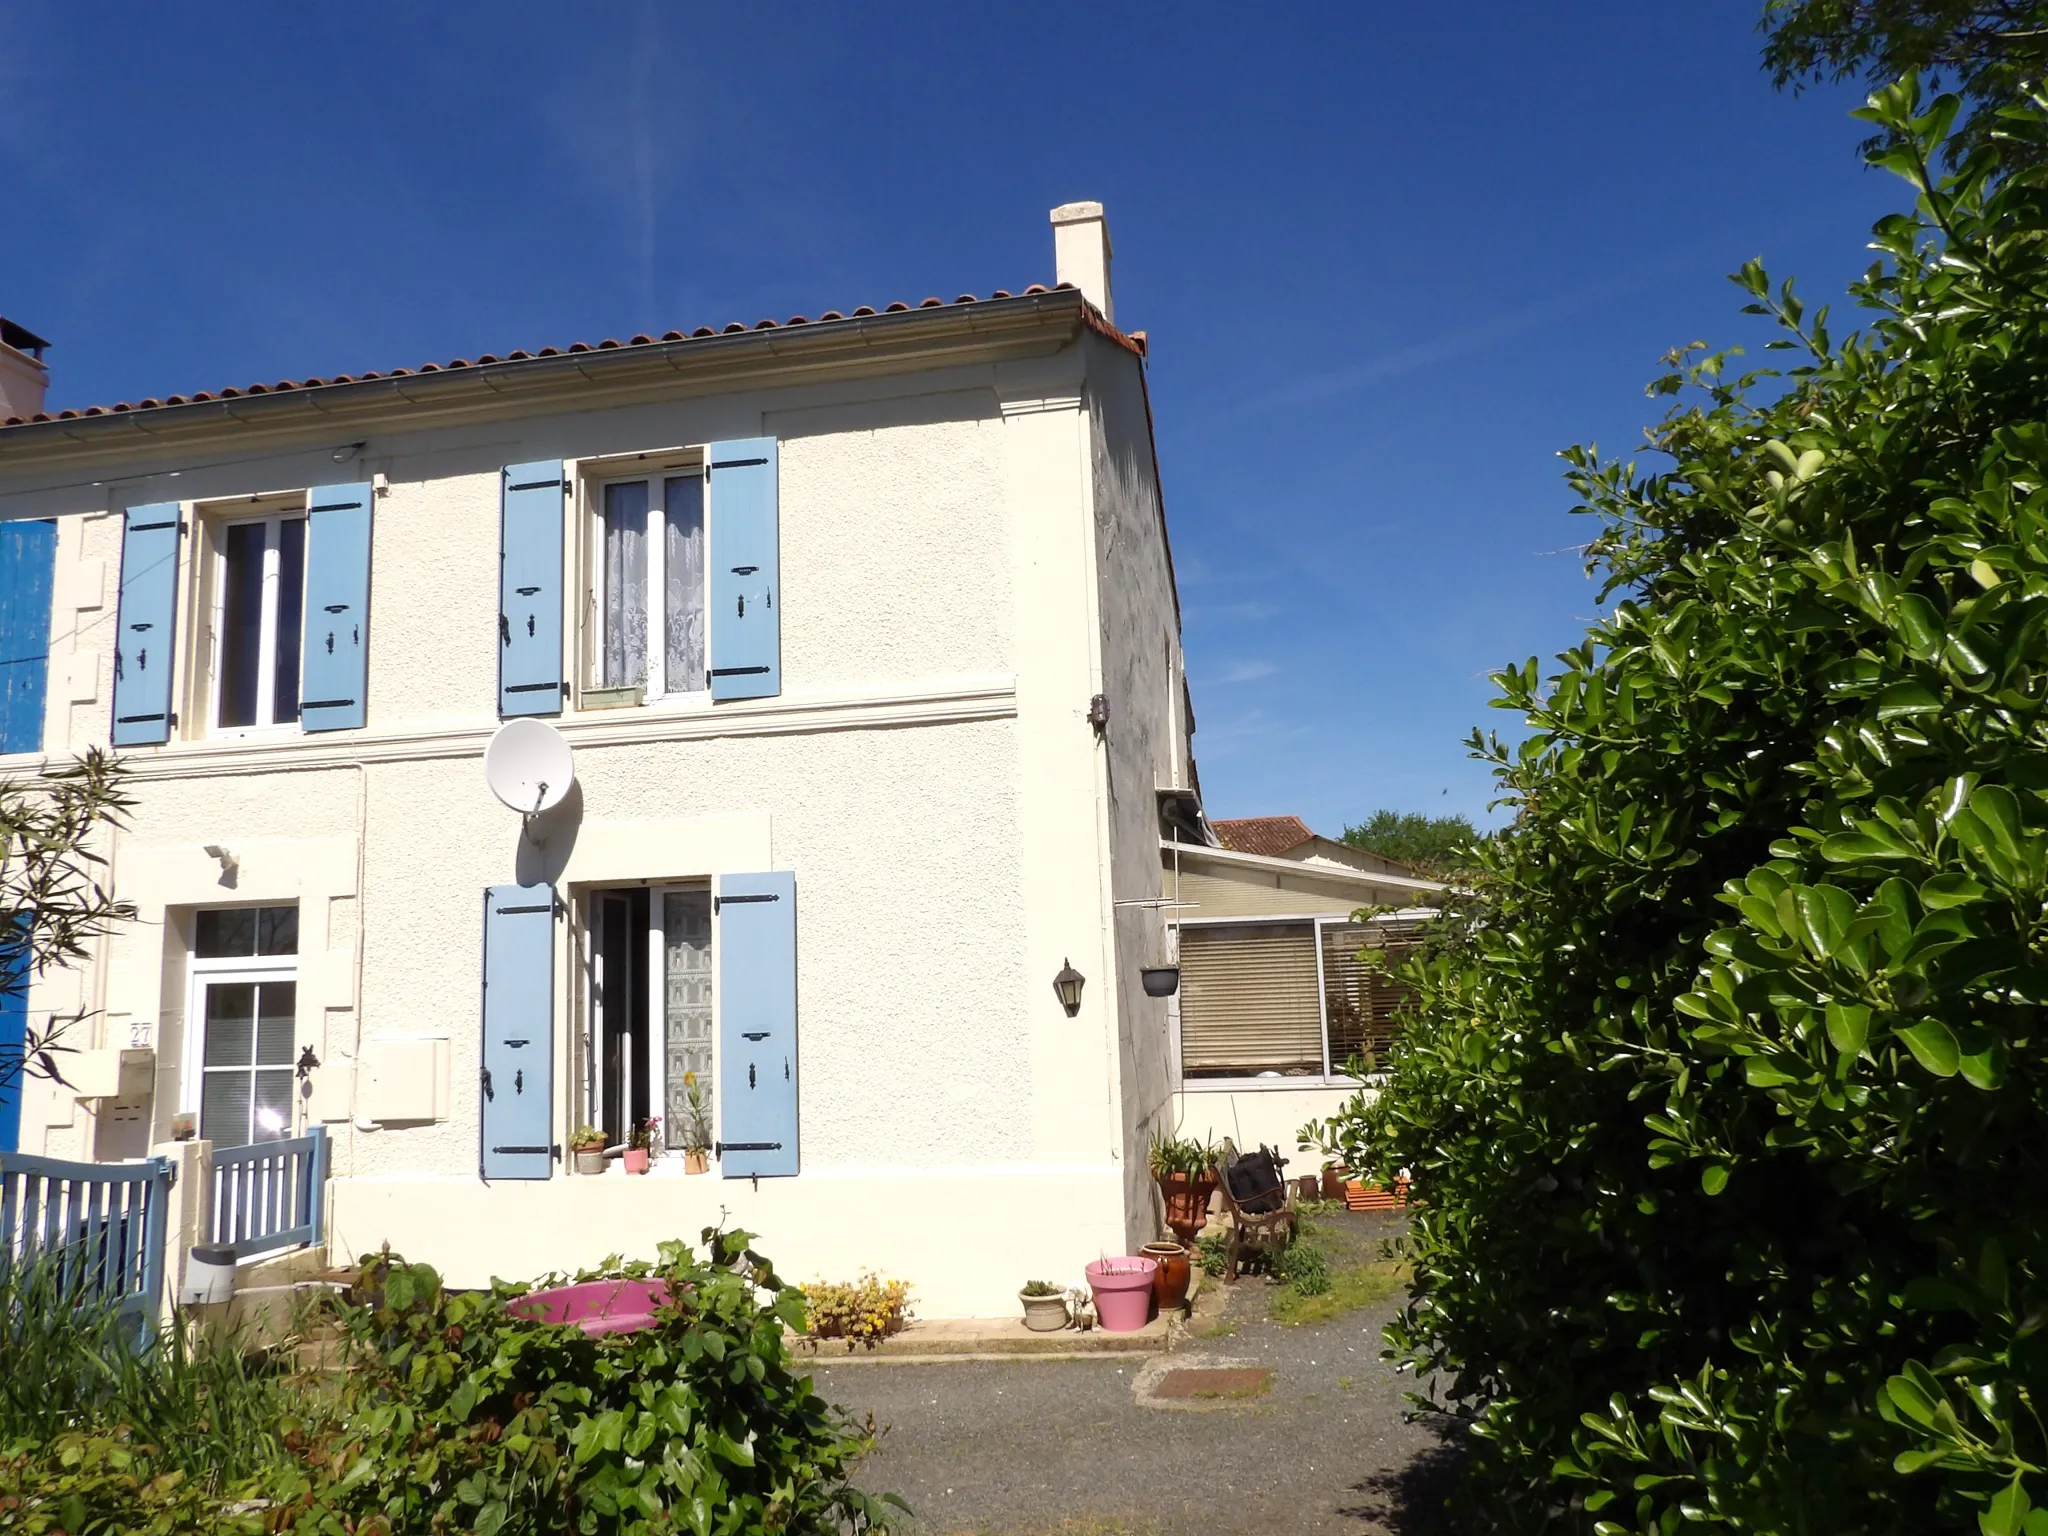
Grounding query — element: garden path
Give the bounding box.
[811,1209,1461,1536]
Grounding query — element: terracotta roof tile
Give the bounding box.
[0,282,1139,429]
[1211,816,1318,858]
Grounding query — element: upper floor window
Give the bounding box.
[212,511,306,731]
[596,471,706,698]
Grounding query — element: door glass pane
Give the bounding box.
[272,516,306,724]
[203,983,255,1067]
[663,476,705,694]
[255,981,295,1066]
[201,1069,252,1146]
[252,1070,292,1141]
[602,480,649,688]
[662,891,713,1151]
[257,905,298,956]
[196,908,257,958]
[218,522,267,728]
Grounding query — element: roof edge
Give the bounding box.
[0,288,1101,466]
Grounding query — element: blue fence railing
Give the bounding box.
[0,1151,172,1342]
[209,1127,326,1260]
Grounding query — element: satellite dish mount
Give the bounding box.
[483,719,576,848]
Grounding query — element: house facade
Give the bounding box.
[0,205,1204,1316]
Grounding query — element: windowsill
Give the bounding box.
[574,689,712,717]
[206,725,301,743]
[1179,1075,1385,1093]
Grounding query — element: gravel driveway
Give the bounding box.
[811,1210,1462,1536]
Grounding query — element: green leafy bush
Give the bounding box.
[1323,81,2048,1532]
[1194,1232,1230,1278]
[0,1229,900,1534]
[1145,1133,1216,1179]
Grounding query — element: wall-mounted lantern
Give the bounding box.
[1053,958,1086,1017]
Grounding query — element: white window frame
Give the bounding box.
[1172,913,1411,1091]
[181,947,300,1142]
[585,457,709,705]
[207,507,306,737]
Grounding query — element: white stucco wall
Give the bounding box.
[0,324,1181,1316]
[1083,333,1188,1249]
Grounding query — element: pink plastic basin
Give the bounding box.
[509,1278,673,1336]
[1085,1257,1158,1333]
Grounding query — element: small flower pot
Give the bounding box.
[623,1148,650,1175]
[1320,1165,1347,1201]
[574,1149,607,1176]
[1141,1241,1192,1311]
[684,1150,709,1175]
[1019,1290,1069,1332]
[1085,1257,1158,1333]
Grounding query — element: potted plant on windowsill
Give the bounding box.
[1148,1132,1219,1245]
[680,1071,712,1175]
[624,1118,658,1175]
[570,1125,607,1176]
[1019,1279,1069,1332]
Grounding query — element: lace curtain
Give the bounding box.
[662,475,706,692]
[602,481,649,687]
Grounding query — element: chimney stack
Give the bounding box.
[0,318,50,419]
[1049,202,1113,324]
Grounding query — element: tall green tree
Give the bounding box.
[1325,83,2048,1532]
[0,750,132,1093]
[1762,0,2048,155]
[1341,809,1478,877]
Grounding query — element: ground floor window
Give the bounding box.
[1176,918,1418,1081]
[186,905,299,1146]
[584,885,712,1154]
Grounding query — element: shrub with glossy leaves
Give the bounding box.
[1324,81,2048,1532]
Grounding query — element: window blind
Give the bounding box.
[1178,923,1322,1075]
[1322,923,1419,1071]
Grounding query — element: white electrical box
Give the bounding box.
[69,1048,156,1101]
[360,1037,449,1122]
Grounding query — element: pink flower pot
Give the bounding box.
[1085,1257,1158,1333]
[623,1148,650,1175]
[510,1278,673,1336]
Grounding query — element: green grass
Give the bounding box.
[1270,1259,1409,1327]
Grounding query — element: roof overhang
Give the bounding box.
[1161,838,1446,895]
[0,288,1097,479]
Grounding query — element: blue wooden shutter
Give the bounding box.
[0,935,24,1153]
[0,519,56,754]
[481,883,556,1179]
[499,462,564,717]
[300,482,373,732]
[708,439,779,701]
[716,870,798,1177]
[111,503,181,747]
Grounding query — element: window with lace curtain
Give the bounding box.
[595,469,707,697]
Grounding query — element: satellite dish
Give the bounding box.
[484,719,575,816]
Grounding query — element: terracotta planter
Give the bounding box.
[684,1150,709,1175]
[623,1148,650,1175]
[1321,1165,1347,1201]
[1085,1257,1157,1333]
[1019,1289,1069,1332]
[574,1149,607,1176]
[1156,1171,1218,1244]
[1343,1177,1412,1211]
[1141,1241,1191,1311]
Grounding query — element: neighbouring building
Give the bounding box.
[1163,815,1439,1158]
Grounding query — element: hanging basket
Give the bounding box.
[1140,966,1181,997]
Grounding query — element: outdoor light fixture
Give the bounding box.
[1053,958,1085,1017]
[202,844,238,880]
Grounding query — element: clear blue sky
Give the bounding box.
[0,3,1903,832]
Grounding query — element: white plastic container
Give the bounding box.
[180,1243,236,1305]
